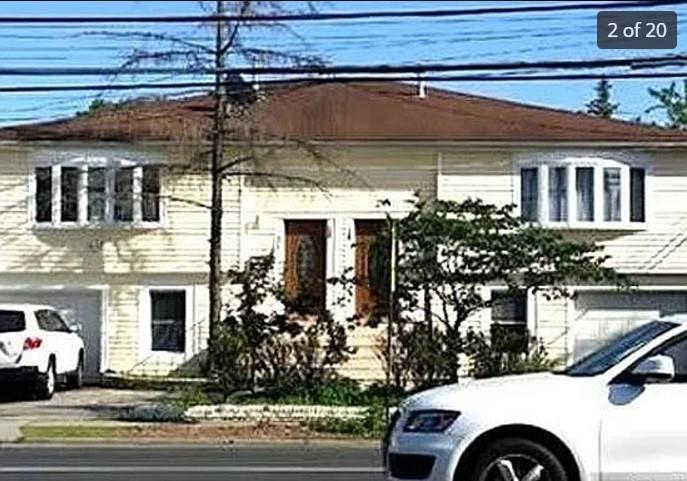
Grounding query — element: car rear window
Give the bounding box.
[0,311,25,333]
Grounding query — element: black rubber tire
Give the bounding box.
[34,358,56,400]
[67,354,84,390]
[469,437,568,481]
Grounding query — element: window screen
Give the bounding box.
[60,167,80,222]
[35,167,52,223]
[150,290,186,352]
[630,168,646,223]
[520,168,539,222]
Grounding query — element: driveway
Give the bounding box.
[0,388,170,423]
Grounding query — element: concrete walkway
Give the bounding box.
[0,388,172,441]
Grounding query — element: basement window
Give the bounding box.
[32,163,163,228]
[150,290,186,353]
[519,158,647,229]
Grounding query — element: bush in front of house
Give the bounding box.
[306,403,387,439]
[206,255,355,401]
[464,325,560,379]
[351,196,630,389]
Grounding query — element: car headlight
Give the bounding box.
[403,409,460,433]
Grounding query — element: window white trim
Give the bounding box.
[29,160,165,229]
[516,155,650,230]
[138,285,194,363]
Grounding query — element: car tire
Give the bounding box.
[34,358,56,400]
[67,354,84,390]
[469,437,568,481]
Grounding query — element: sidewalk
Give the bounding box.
[0,421,21,443]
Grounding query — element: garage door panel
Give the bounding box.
[573,292,687,360]
[0,291,102,382]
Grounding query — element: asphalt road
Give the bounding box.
[0,444,385,480]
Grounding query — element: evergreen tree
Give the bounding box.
[647,80,687,129]
[586,78,619,118]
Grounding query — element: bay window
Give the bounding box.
[630,167,646,222]
[519,159,647,228]
[60,167,79,223]
[548,167,568,222]
[114,167,134,222]
[33,162,163,227]
[520,168,538,222]
[603,168,621,222]
[575,167,594,221]
[87,167,107,222]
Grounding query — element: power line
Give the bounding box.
[0,55,686,77]
[0,1,682,24]
[2,71,687,93]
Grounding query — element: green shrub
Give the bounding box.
[307,404,387,438]
[464,326,559,379]
[234,378,406,407]
[170,385,216,409]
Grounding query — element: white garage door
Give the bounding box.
[0,290,102,382]
[573,291,687,360]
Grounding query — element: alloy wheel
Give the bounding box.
[478,454,547,481]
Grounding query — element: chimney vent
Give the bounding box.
[417,78,427,99]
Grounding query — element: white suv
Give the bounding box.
[0,304,85,399]
[385,315,687,481]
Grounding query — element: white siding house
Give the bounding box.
[1,82,687,381]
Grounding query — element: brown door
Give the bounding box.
[284,220,327,312]
[355,219,389,317]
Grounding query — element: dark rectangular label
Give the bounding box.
[597,11,677,49]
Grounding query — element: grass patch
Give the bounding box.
[21,425,135,441]
[306,405,388,439]
[20,422,383,443]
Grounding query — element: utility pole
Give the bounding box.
[385,217,397,424]
[209,0,227,338]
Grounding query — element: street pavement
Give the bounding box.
[0,443,385,480]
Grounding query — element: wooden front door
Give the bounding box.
[284,220,327,312]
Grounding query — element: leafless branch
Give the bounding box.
[79,30,215,55]
[226,171,328,193]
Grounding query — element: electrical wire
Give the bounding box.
[0,1,681,24]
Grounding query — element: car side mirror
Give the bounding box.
[631,355,675,383]
[69,323,82,334]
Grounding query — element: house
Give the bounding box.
[1,81,687,382]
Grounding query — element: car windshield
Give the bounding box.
[0,311,25,333]
[559,321,679,377]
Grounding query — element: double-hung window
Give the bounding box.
[519,158,647,229]
[33,161,162,227]
[150,290,186,353]
[490,289,528,354]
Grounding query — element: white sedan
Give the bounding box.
[385,314,687,481]
[0,304,85,399]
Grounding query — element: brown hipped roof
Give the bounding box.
[1,81,686,143]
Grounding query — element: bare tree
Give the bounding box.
[93,1,346,339]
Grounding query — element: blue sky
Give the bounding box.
[0,1,686,126]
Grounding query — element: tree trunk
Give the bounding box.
[209,0,227,338]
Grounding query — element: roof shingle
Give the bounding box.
[1,81,685,143]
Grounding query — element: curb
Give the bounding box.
[9,438,382,449]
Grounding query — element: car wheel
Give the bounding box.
[67,355,84,390]
[35,358,56,400]
[470,438,568,481]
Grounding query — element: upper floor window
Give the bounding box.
[519,158,647,229]
[32,163,162,227]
